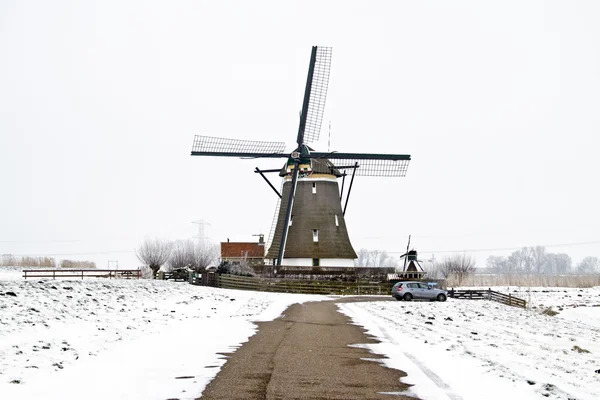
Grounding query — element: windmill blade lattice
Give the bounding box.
[329,158,410,177]
[309,152,411,177]
[191,135,287,158]
[303,47,332,144]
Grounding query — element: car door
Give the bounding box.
[407,283,421,299]
[419,283,434,299]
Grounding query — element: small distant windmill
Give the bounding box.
[191,46,411,267]
[398,235,426,279]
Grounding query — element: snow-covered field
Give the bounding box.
[2,267,599,400]
[339,286,600,400]
[0,268,325,399]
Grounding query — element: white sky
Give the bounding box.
[1,1,599,268]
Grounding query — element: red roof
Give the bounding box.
[221,242,265,258]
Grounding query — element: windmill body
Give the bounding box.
[264,157,357,267]
[191,46,411,268]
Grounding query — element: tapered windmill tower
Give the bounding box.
[191,46,411,267]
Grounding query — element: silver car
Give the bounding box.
[391,281,447,302]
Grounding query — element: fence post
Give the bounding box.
[53,270,56,280]
[509,293,512,307]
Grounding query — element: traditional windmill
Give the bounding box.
[191,46,411,267]
[397,235,426,279]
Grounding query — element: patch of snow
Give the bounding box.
[339,286,600,400]
[0,266,24,281]
[0,278,325,399]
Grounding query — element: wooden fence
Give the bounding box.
[448,288,527,309]
[22,269,142,280]
[216,274,393,295]
[158,270,188,282]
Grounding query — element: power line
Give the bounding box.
[0,240,82,243]
[7,250,133,257]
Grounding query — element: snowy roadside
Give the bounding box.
[339,287,600,400]
[0,274,327,399]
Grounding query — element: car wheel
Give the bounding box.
[437,294,447,302]
[403,293,413,301]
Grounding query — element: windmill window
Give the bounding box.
[312,229,319,242]
[312,182,316,194]
[335,215,339,227]
[312,258,320,267]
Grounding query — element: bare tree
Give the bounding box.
[545,253,572,275]
[191,241,219,272]
[438,257,455,280]
[136,238,172,278]
[507,247,532,275]
[439,254,476,286]
[356,249,370,267]
[354,249,397,268]
[577,256,600,274]
[168,240,195,271]
[453,254,476,285]
[486,255,508,274]
[530,246,547,275]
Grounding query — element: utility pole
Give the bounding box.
[192,220,211,245]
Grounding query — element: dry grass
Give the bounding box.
[451,274,600,288]
[541,307,559,316]
[572,345,591,354]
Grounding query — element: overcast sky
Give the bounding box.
[1,1,599,269]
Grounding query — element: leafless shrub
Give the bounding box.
[1,255,57,268]
[60,260,96,269]
[136,238,172,278]
[227,251,255,276]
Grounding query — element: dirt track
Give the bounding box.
[199,297,416,399]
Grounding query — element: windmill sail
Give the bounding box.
[303,47,332,144]
[309,152,411,177]
[330,158,410,177]
[191,135,287,158]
